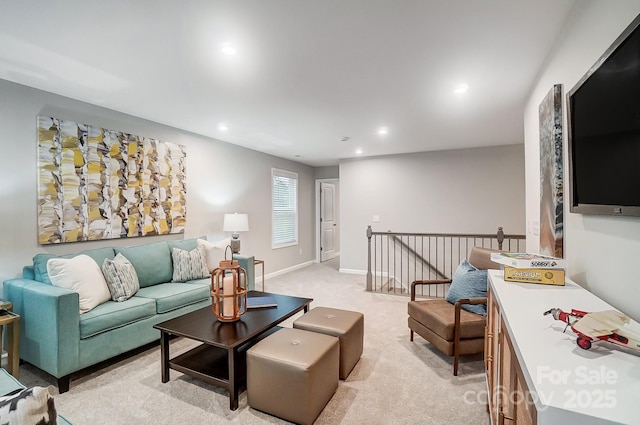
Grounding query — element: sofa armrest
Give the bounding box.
[233,254,255,291]
[3,279,80,378]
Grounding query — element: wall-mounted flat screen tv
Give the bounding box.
[567,14,640,217]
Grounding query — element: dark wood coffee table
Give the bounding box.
[153,291,312,410]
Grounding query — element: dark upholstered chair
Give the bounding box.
[407,247,501,375]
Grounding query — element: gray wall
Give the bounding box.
[524,1,640,321]
[314,166,339,180]
[339,145,526,272]
[0,79,316,284]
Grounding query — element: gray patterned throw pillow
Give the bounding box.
[171,245,210,282]
[102,253,140,302]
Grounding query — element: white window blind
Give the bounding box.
[272,168,298,248]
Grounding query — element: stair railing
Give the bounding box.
[366,226,525,296]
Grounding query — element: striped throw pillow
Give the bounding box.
[102,253,140,302]
[171,245,210,282]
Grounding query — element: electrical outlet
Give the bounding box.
[373,215,380,223]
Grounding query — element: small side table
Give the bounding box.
[254,259,265,291]
[0,301,20,378]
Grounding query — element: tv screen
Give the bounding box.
[567,14,640,217]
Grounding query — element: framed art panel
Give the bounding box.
[37,116,186,244]
[538,84,563,258]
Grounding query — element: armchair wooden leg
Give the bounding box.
[410,329,414,341]
[454,303,462,376]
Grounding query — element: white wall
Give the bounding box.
[524,1,640,321]
[339,145,526,272]
[0,79,316,284]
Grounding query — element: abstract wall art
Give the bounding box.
[37,116,186,244]
[539,84,563,258]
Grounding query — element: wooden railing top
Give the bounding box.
[368,230,525,239]
[366,226,526,293]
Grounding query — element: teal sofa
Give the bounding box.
[3,237,254,393]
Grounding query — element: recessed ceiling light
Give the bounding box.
[377,127,389,135]
[355,149,363,155]
[217,123,228,131]
[221,44,237,56]
[454,84,469,94]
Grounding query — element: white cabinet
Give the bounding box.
[486,286,536,424]
[486,271,640,425]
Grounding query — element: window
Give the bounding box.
[272,168,298,248]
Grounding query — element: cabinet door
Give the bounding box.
[499,317,514,424]
[486,288,501,422]
[502,327,537,425]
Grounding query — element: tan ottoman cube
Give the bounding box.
[293,307,364,379]
[247,327,339,425]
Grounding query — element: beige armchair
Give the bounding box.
[407,247,501,375]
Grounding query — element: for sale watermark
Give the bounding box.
[462,365,618,410]
[536,365,618,409]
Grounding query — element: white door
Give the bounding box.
[320,182,336,262]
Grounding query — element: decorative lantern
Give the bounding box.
[211,247,247,322]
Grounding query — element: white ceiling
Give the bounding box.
[0,0,577,167]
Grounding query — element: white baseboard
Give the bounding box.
[260,260,315,282]
[338,268,366,275]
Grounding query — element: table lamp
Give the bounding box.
[223,213,249,253]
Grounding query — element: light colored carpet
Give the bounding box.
[20,257,490,424]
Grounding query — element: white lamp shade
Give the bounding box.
[223,213,249,232]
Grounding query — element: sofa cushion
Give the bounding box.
[171,246,209,282]
[135,281,210,314]
[102,253,140,302]
[445,260,488,316]
[33,247,115,285]
[47,255,112,314]
[167,237,201,252]
[0,386,57,425]
[80,296,156,339]
[115,241,172,287]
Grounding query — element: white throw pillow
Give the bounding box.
[47,254,112,314]
[197,237,232,271]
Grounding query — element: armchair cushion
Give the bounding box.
[408,299,486,343]
[445,260,488,316]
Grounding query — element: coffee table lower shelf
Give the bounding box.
[161,326,281,410]
[170,344,234,385]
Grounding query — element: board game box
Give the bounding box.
[491,252,565,269]
[503,266,565,285]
